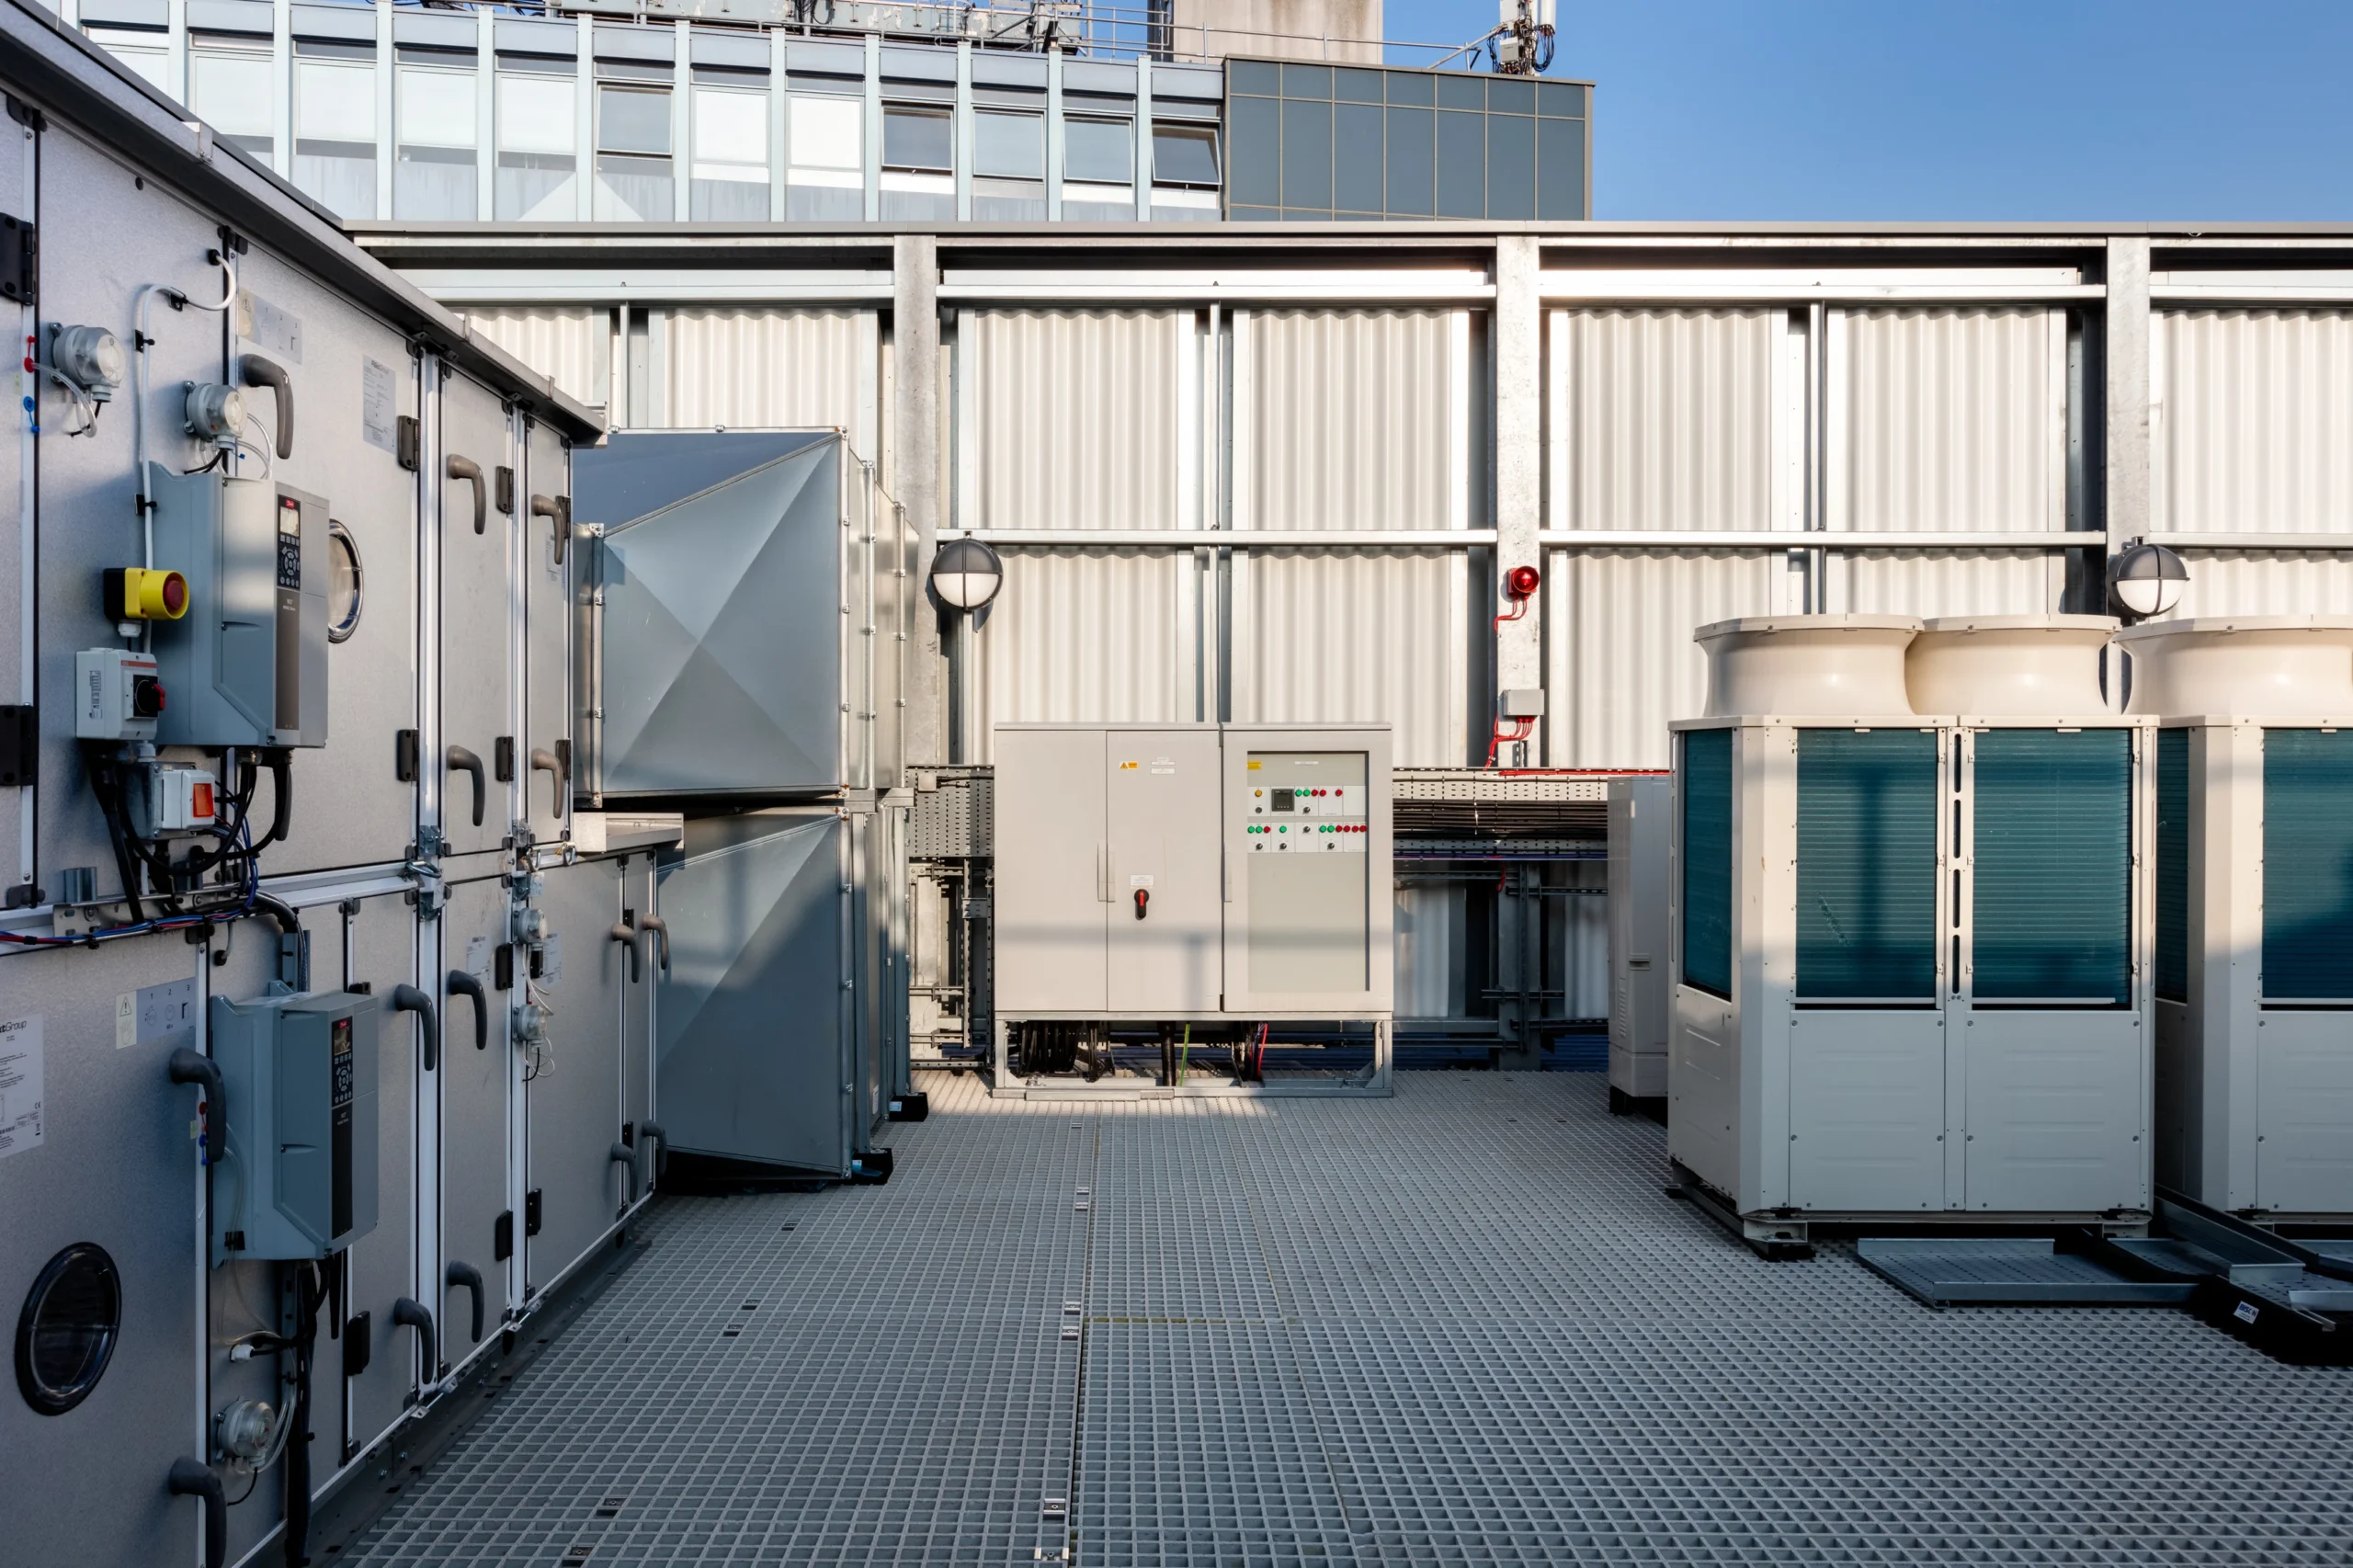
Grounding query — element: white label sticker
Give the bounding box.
[541,932,563,983]
[465,936,490,976]
[1129,875,1154,888]
[118,979,199,1050]
[2234,1301,2259,1324]
[360,357,397,453]
[0,1016,44,1160]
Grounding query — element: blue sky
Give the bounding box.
[1381,0,2353,220]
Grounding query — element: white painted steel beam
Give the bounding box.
[2106,239,2153,559]
[1494,236,1543,763]
[1539,268,2100,303]
[404,270,898,301]
[938,268,1497,302]
[942,528,2105,550]
[2148,533,2353,551]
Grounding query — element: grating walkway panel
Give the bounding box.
[343,1072,2353,1566]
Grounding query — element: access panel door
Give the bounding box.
[343,891,426,1454]
[620,854,657,1188]
[438,876,513,1372]
[993,727,1108,1014]
[526,856,627,1295]
[0,937,206,1568]
[1222,736,1388,1016]
[1107,728,1223,1013]
[437,368,519,857]
[520,414,573,845]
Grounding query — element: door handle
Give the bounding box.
[447,970,487,1051]
[445,744,484,827]
[530,746,565,817]
[391,984,438,1073]
[446,455,485,535]
[609,922,642,983]
[639,913,669,972]
[444,1261,484,1345]
[166,1459,227,1568]
[1134,888,1150,921]
[530,494,570,566]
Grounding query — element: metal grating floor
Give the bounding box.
[341,1073,2353,1565]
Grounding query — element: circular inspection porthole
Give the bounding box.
[15,1243,121,1415]
[326,519,363,644]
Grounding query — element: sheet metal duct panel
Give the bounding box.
[577,432,866,800]
[654,812,855,1177]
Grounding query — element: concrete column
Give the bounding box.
[2104,236,2152,554]
[894,235,946,769]
[1493,233,1544,762]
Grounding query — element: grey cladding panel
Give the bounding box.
[590,437,850,797]
[654,813,848,1175]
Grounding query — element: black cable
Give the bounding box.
[80,744,147,923]
[283,1261,322,1565]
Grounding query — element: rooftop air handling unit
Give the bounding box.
[2118,616,2353,1224]
[1668,615,2152,1255]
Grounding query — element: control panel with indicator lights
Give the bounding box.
[1245,758,1368,853]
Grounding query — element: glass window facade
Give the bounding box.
[397,63,476,222]
[496,72,576,221]
[597,84,673,222]
[188,42,274,163]
[787,94,862,221]
[82,24,1593,230]
[1225,58,1587,222]
[881,104,952,221]
[973,110,1044,220]
[294,51,377,220]
[692,87,769,221]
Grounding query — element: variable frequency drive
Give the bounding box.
[145,465,329,749]
[205,989,381,1265]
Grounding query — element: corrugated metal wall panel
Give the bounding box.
[662,307,880,455]
[1393,882,1465,1020]
[1246,309,1461,531]
[1560,862,1608,1022]
[464,306,608,409]
[2162,550,2353,616]
[972,549,1187,760]
[2154,309,2353,534]
[967,309,1189,532]
[1542,549,1779,769]
[1549,307,1786,532]
[1830,549,2063,618]
[1833,306,2063,533]
[1230,548,1471,767]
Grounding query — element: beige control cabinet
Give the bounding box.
[993,722,1393,1021]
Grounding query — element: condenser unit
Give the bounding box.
[2120,616,2353,1223]
[1607,776,1669,1108]
[1668,615,2152,1253]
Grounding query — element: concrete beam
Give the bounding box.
[1494,234,1544,765]
[893,234,947,771]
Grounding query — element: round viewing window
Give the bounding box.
[327,520,363,644]
[15,1243,121,1415]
